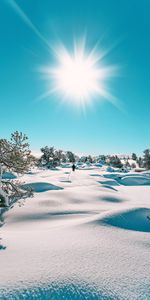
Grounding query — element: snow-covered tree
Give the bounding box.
[0,131,34,207]
[137,156,143,168]
[40,146,56,167]
[55,150,63,164]
[109,155,123,168]
[79,156,87,163]
[125,159,131,168]
[39,147,77,167]
[143,149,150,170]
[132,153,137,161]
[131,162,136,169]
[61,152,67,163]
[87,155,93,163]
[66,151,76,163]
[0,131,33,173]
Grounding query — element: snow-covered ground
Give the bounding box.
[0,167,150,299]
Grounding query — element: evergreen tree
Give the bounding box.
[66,151,75,163]
[137,157,143,168]
[40,146,55,167]
[79,156,87,163]
[61,152,67,163]
[0,131,34,206]
[0,131,33,174]
[100,155,106,162]
[131,162,136,169]
[109,155,123,168]
[55,150,63,164]
[87,155,93,163]
[132,153,137,161]
[143,149,150,170]
[125,159,130,168]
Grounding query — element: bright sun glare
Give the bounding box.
[39,39,119,108]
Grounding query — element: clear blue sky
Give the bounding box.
[0,0,150,155]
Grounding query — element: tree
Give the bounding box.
[143,149,150,170]
[97,155,106,164]
[131,162,136,169]
[0,131,34,207]
[66,151,75,163]
[55,150,63,165]
[132,153,137,161]
[137,157,143,168]
[125,159,130,168]
[61,152,67,163]
[109,155,123,168]
[79,156,87,163]
[40,146,56,167]
[0,131,33,173]
[100,155,106,162]
[0,192,7,208]
[87,155,93,163]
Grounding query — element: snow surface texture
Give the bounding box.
[0,167,150,299]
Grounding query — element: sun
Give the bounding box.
[39,39,119,108]
[55,55,96,102]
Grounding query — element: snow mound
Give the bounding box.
[90,173,101,177]
[99,179,120,186]
[9,210,92,223]
[94,163,103,167]
[2,172,17,179]
[0,282,115,300]
[94,208,150,232]
[103,173,150,186]
[106,167,114,172]
[102,196,124,203]
[21,182,63,192]
[78,165,95,170]
[120,175,150,186]
[103,173,122,180]
[101,185,118,191]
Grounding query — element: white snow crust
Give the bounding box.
[0,167,150,299]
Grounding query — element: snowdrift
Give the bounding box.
[99,179,120,186]
[21,182,63,192]
[120,175,150,186]
[2,172,17,179]
[93,208,150,232]
[103,173,150,186]
[1,167,150,299]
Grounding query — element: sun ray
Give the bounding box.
[7,0,51,50]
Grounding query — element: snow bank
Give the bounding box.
[96,208,150,232]
[106,166,114,172]
[2,172,17,179]
[21,182,63,192]
[103,173,150,186]
[120,175,150,186]
[99,179,120,186]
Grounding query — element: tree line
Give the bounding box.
[0,131,150,207]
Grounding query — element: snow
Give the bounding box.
[0,167,150,299]
[2,172,17,179]
[21,182,63,192]
[91,207,150,232]
[120,175,150,186]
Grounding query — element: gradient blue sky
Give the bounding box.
[0,0,150,155]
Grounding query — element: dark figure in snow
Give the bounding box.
[72,164,76,172]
